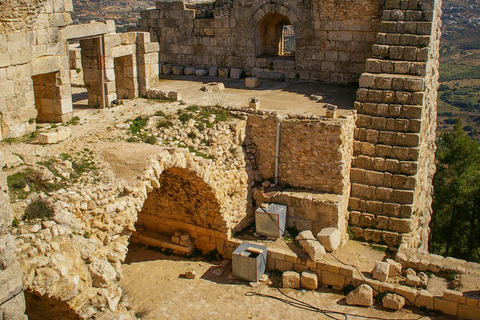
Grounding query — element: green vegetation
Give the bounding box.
[7,168,65,200]
[11,218,19,228]
[64,116,80,126]
[342,284,356,296]
[430,118,480,262]
[438,84,480,112]
[129,116,147,134]
[439,64,480,82]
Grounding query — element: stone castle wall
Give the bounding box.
[0,152,27,320]
[348,0,442,250]
[139,0,384,83]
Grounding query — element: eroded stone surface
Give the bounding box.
[346,284,373,307]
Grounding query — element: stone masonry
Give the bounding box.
[0,151,27,320]
[348,0,442,250]
[139,0,383,83]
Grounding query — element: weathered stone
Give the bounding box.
[382,293,405,310]
[296,230,325,262]
[230,68,243,79]
[195,69,207,77]
[245,77,259,88]
[316,227,341,252]
[184,66,196,75]
[373,261,390,282]
[405,274,421,287]
[282,271,300,289]
[300,270,318,290]
[386,258,402,277]
[88,260,116,288]
[346,284,373,307]
[38,127,71,144]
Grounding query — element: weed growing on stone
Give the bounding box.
[129,116,148,134]
[64,116,80,126]
[25,198,54,220]
[11,218,19,228]
[7,168,65,200]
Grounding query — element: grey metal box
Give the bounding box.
[232,242,267,282]
[255,203,287,238]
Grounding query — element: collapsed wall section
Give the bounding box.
[139,0,383,83]
[348,0,442,250]
[0,152,27,319]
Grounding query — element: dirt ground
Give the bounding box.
[0,79,456,320]
[120,243,453,320]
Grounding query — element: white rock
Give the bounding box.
[386,258,402,277]
[300,271,318,290]
[346,284,373,307]
[38,127,71,144]
[89,260,117,288]
[373,261,390,282]
[316,227,341,252]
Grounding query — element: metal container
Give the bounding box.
[255,203,287,238]
[232,242,267,282]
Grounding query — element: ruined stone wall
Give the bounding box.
[348,0,441,249]
[0,151,27,320]
[139,0,383,83]
[245,112,356,195]
[136,149,250,253]
[0,0,73,139]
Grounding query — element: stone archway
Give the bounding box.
[134,149,250,254]
[255,12,295,58]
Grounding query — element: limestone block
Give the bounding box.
[300,271,318,290]
[138,42,160,54]
[111,44,135,58]
[386,258,402,277]
[296,230,325,262]
[89,260,116,288]
[245,77,259,88]
[200,82,225,92]
[230,68,243,79]
[405,274,421,287]
[282,271,300,289]
[136,32,151,43]
[172,65,184,75]
[0,289,27,320]
[218,68,229,78]
[256,71,284,82]
[382,293,405,310]
[184,66,196,75]
[162,64,172,75]
[346,284,373,307]
[373,261,390,282]
[2,152,24,168]
[38,127,71,144]
[195,69,207,77]
[209,67,218,77]
[316,227,341,252]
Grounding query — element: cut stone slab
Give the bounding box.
[296,230,325,262]
[373,261,390,282]
[300,271,318,290]
[184,66,196,75]
[316,227,341,252]
[346,284,373,307]
[282,271,300,289]
[386,258,402,277]
[209,67,218,77]
[162,64,172,75]
[382,293,405,310]
[172,65,184,75]
[230,67,243,79]
[195,69,207,76]
[38,127,71,144]
[218,68,229,78]
[200,82,225,92]
[245,77,260,88]
[256,71,284,82]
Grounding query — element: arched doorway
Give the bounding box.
[255,12,295,58]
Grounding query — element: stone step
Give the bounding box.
[376,33,430,47]
[255,71,284,82]
[371,44,428,62]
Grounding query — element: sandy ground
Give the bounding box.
[120,243,453,320]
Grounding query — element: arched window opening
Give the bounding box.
[256,12,295,58]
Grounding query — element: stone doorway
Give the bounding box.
[255,12,295,58]
[32,71,73,123]
[114,55,138,100]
